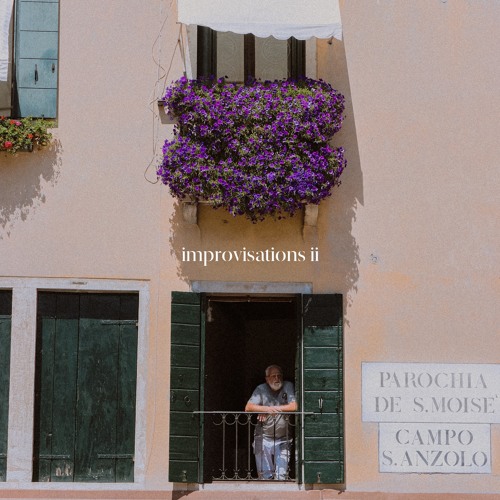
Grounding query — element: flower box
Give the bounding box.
[181,199,320,226]
[158,77,346,223]
[0,116,53,154]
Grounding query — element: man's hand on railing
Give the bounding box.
[245,401,298,421]
[256,405,281,422]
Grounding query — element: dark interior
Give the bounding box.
[203,296,298,481]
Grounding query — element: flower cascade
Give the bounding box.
[157,77,346,222]
[0,116,53,153]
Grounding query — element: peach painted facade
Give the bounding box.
[0,1,499,499]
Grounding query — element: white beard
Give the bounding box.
[269,380,283,392]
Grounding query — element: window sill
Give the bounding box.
[181,200,319,227]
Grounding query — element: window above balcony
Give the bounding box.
[157,0,345,223]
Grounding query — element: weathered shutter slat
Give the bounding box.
[15,0,59,117]
[36,316,56,481]
[0,292,12,482]
[169,292,201,483]
[115,315,138,482]
[302,294,344,484]
[49,315,79,481]
[75,295,120,482]
[34,293,79,482]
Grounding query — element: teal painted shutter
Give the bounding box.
[302,294,344,484]
[15,0,59,118]
[34,293,138,482]
[0,292,12,482]
[169,292,202,483]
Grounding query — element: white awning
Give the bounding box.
[0,0,14,81]
[177,0,342,41]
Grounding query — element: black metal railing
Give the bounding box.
[195,411,307,481]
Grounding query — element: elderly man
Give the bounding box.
[245,365,297,480]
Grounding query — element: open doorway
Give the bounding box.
[203,295,299,481]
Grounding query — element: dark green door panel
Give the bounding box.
[171,345,200,368]
[34,292,80,482]
[169,292,202,483]
[169,460,199,484]
[304,413,342,437]
[170,389,200,412]
[34,292,138,483]
[115,321,138,482]
[304,391,342,414]
[74,317,120,482]
[0,291,12,482]
[303,369,341,391]
[304,437,343,460]
[171,366,200,390]
[171,324,200,346]
[302,294,344,485]
[304,461,343,484]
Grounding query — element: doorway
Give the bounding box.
[202,296,299,481]
[168,291,344,485]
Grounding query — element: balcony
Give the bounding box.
[195,411,309,482]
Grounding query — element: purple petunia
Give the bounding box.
[157,77,346,222]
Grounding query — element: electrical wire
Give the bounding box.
[144,0,180,185]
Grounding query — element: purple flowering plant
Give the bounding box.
[157,76,346,222]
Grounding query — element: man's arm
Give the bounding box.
[245,400,297,413]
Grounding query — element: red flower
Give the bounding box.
[27,134,34,139]
[3,141,13,149]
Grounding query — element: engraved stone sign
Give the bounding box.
[362,363,500,474]
[378,423,491,473]
[362,363,500,423]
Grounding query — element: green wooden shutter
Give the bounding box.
[0,292,12,482]
[302,294,344,484]
[76,294,121,482]
[34,293,79,482]
[15,0,59,118]
[169,292,202,483]
[115,294,139,482]
[34,293,138,482]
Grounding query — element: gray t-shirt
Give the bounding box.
[248,381,296,440]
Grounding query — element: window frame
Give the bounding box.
[32,291,139,483]
[0,278,149,488]
[196,26,307,81]
[168,290,344,485]
[0,291,12,482]
[0,0,59,119]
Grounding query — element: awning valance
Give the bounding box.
[0,0,14,81]
[177,0,342,41]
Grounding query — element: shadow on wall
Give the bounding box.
[0,139,62,239]
[164,38,362,315]
[316,37,364,320]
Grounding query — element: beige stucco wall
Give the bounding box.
[0,0,499,497]
[334,1,499,493]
